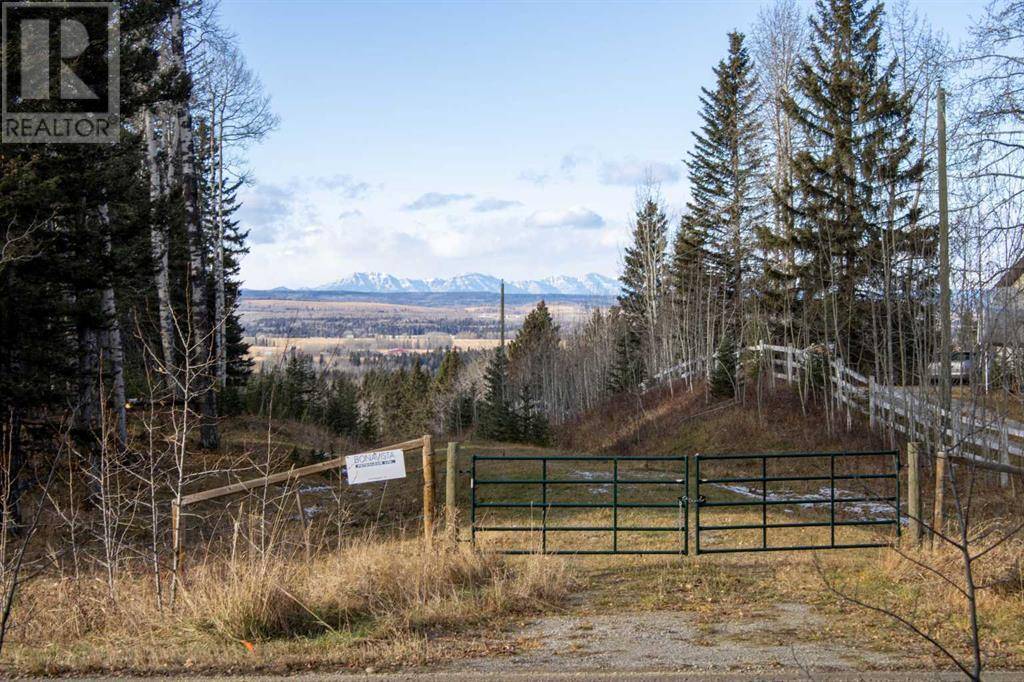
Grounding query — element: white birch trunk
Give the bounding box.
[98,205,128,447]
[144,108,179,398]
[214,124,227,388]
[172,2,219,449]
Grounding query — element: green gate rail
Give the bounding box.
[471,455,688,555]
[695,450,900,554]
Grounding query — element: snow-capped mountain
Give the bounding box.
[315,272,432,293]
[313,272,620,296]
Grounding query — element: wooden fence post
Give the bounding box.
[422,434,435,544]
[446,442,459,540]
[907,442,921,545]
[170,500,183,595]
[932,449,946,549]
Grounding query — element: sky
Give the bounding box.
[219,0,981,290]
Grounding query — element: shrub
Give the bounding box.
[711,335,737,398]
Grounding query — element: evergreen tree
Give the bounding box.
[671,214,708,295]
[508,300,560,412]
[478,348,516,441]
[609,197,668,391]
[282,353,317,420]
[607,322,647,394]
[711,334,739,398]
[783,0,924,365]
[508,301,560,371]
[357,406,381,445]
[322,375,360,436]
[218,177,253,386]
[403,358,432,434]
[383,368,408,437]
[514,385,550,446]
[434,348,463,394]
[685,31,763,334]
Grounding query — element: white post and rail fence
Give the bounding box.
[652,342,1024,483]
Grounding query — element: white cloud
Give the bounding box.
[526,206,605,230]
[473,198,521,212]
[314,174,372,199]
[518,170,550,186]
[237,183,295,244]
[599,158,681,186]
[403,192,475,211]
[560,152,589,175]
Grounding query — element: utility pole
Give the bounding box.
[938,87,952,433]
[500,279,505,348]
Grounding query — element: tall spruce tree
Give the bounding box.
[685,31,763,336]
[478,348,516,441]
[783,0,923,366]
[609,197,669,391]
[508,300,560,413]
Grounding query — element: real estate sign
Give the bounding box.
[345,449,406,485]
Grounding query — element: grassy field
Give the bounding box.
[465,385,1024,673]
[465,438,1024,673]
[3,384,1023,676]
[6,537,572,676]
[245,334,499,371]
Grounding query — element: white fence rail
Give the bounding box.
[653,343,1024,479]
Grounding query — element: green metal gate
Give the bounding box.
[470,450,900,556]
[695,450,901,554]
[471,455,689,555]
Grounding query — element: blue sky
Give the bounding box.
[220,0,980,289]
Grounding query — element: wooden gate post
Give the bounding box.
[906,442,921,545]
[932,449,946,548]
[446,442,459,540]
[171,500,183,570]
[422,434,435,544]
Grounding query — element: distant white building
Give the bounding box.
[982,259,1024,349]
[976,258,1024,389]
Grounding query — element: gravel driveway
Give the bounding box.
[450,603,894,677]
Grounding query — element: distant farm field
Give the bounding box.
[238,291,612,340]
[239,291,611,371]
[245,334,500,369]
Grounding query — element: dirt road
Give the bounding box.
[449,604,892,677]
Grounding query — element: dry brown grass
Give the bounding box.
[805,529,1024,669]
[3,537,572,676]
[558,381,886,457]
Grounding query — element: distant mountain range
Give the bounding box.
[300,272,621,296]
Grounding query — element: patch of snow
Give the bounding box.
[712,483,905,524]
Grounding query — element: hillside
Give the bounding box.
[558,380,886,457]
[6,382,1023,677]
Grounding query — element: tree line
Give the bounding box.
[469,0,1024,433]
[1,0,276,522]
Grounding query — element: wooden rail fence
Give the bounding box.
[653,343,1024,482]
[171,436,433,572]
